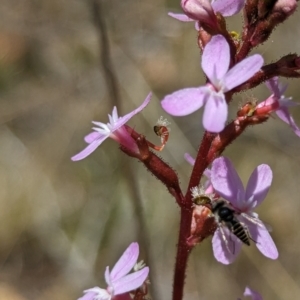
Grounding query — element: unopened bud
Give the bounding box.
[267,0,297,29]
[247,0,297,46]
[273,0,297,16]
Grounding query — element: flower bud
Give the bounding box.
[273,0,297,16]
[181,0,217,28]
[246,0,297,46]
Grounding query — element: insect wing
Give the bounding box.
[212,226,242,264]
[240,213,272,232]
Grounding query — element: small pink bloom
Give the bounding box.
[257,77,300,137]
[169,0,245,29]
[78,243,149,300]
[161,35,263,132]
[243,286,263,300]
[72,94,152,161]
[210,157,278,264]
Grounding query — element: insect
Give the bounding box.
[191,187,270,252]
[211,199,251,246]
[191,188,251,246]
[151,116,170,151]
[192,194,213,207]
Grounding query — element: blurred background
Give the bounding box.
[0,0,300,299]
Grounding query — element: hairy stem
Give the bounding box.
[187,132,215,198]
[172,131,215,300]
[172,208,193,300]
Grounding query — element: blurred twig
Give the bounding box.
[90,0,120,106]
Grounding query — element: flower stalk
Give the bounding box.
[73,0,300,299]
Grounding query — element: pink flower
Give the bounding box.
[243,286,263,300]
[168,0,245,29]
[78,243,149,300]
[161,35,263,132]
[210,157,278,264]
[72,94,152,161]
[257,77,300,137]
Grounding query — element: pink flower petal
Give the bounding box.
[105,266,111,286]
[84,132,104,144]
[110,242,139,282]
[212,228,242,264]
[202,93,227,132]
[265,76,282,97]
[71,136,108,161]
[168,12,195,22]
[78,287,110,300]
[211,157,245,207]
[115,93,152,131]
[181,0,215,24]
[276,107,300,137]
[204,168,211,179]
[266,76,288,99]
[113,267,149,295]
[245,164,273,209]
[78,291,97,300]
[212,0,245,17]
[202,35,230,86]
[247,222,278,260]
[223,54,264,92]
[161,87,207,116]
[168,12,200,30]
[279,97,299,108]
[244,287,263,300]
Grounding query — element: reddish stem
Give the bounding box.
[187,132,215,197]
[172,131,215,300]
[236,29,254,62]
[172,208,193,300]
